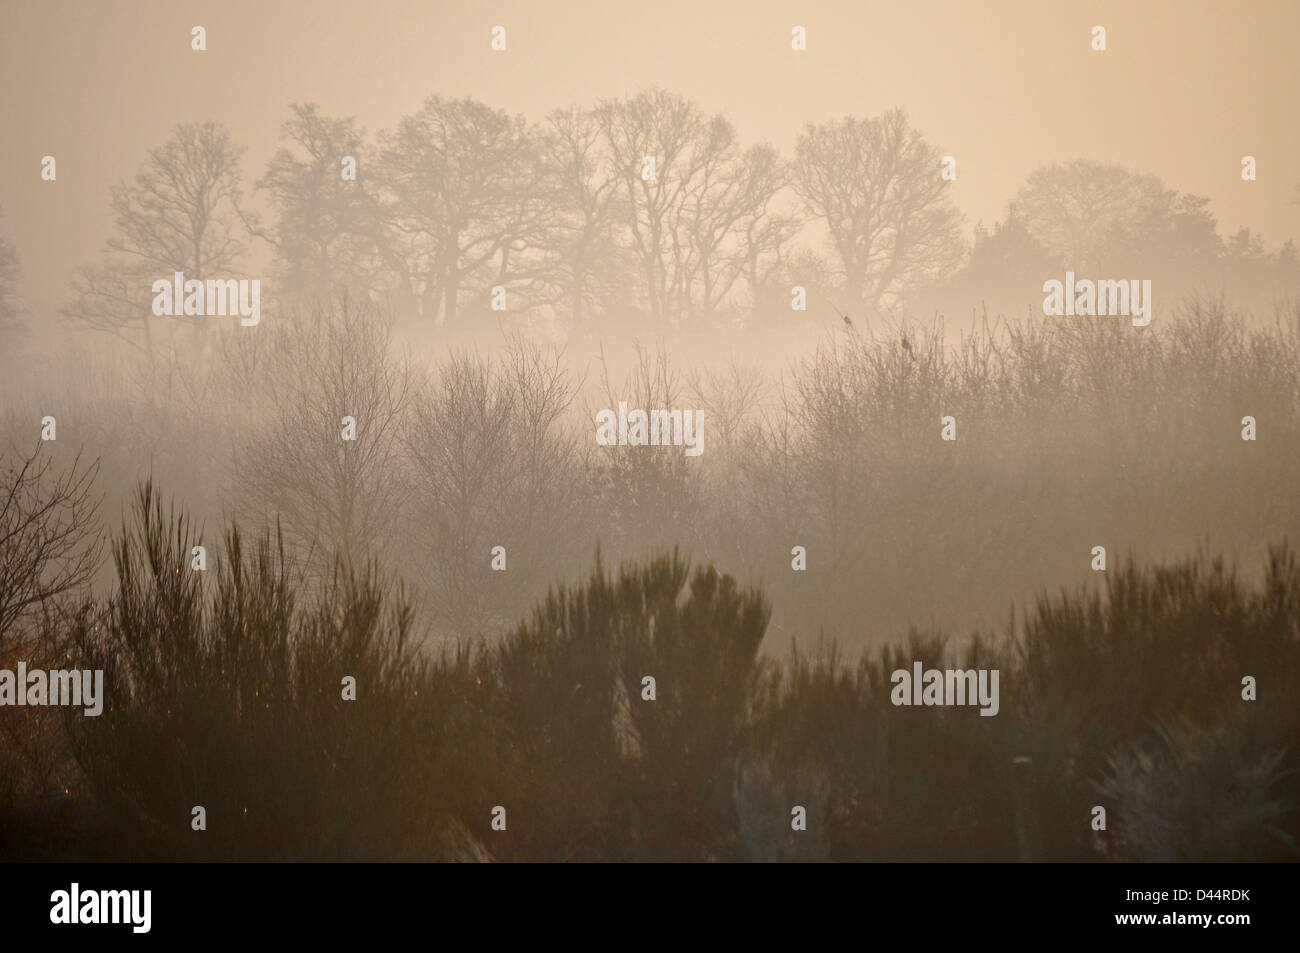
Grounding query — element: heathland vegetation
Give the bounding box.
[1,292,1297,861]
[2,88,1297,861]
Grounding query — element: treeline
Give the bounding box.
[1,481,1296,861]
[8,90,1287,353]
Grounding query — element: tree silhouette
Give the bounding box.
[376,95,550,328]
[0,444,102,647]
[0,208,26,357]
[792,108,963,318]
[252,104,384,305]
[62,123,246,355]
[535,105,631,330]
[1007,160,1222,275]
[231,294,412,575]
[596,88,793,322]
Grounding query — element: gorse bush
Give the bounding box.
[62,481,439,860]
[479,549,770,860]
[1097,721,1294,862]
[741,633,1018,861]
[7,481,1291,861]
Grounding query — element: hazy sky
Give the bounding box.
[3,0,1298,327]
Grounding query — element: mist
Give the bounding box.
[1,0,1297,864]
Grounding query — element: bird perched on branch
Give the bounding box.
[901,334,915,359]
[830,299,854,331]
[820,294,856,333]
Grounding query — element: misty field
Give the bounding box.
[2,80,1299,862]
[0,292,1297,862]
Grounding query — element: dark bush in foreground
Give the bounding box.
[59,481,442,860]
[2,483,1296,861]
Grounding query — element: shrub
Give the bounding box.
[5,479,1294,862]
[64,480,441,860]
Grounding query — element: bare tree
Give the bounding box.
[596,89,793,322]
[1009,160,1170,271]
[588,341,704,555]
[376,96,551,327]
[0,443,102,647]
[686,355,765,460]
[792,108,963,317]
[0,442,102,821]
[536,106,632,328]
[62,123,246,355]
[232,294,412,574]
[596,88,701,321]
[403,350,513,636]
[680,140,797,318]
[251,104,385,304]
[497,333,586,596]
[0,208,27,357]
[403,335,583,637]
[735,150,804,310]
